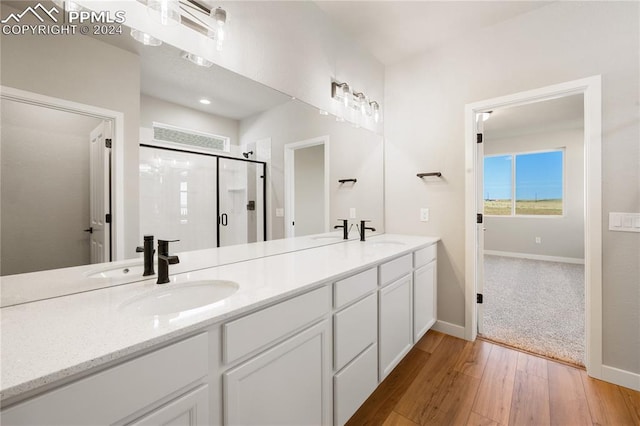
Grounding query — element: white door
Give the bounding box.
[130,385,209,426]
[89,121,111,263]
[476,118,485,335]
[223,320,332,425]
[379,275,413,380]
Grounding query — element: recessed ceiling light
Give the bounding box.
[199,99,211,105]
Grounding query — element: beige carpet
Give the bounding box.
[481,255,585,366]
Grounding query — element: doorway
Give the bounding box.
[284,136,330,238]
[464,76,603,377]
[1,95,117,275]
[477,95,586,365]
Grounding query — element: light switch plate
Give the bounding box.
[349,208,356,219]
[420,208,429,222]
[609,212,640,232]
[275,208,284,217]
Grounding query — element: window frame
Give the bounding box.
[484,148,566,218]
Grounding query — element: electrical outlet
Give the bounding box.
[275,208,284,217]
[420,208,429,222]
[349,208,356,219]
[535,237,541,244]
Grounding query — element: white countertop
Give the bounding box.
[0,234,438,404]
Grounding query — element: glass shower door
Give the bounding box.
[139,147,217,252]
[218,157,265,247]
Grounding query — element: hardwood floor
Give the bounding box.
[347,331,640,426]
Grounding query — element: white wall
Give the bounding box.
[484,127,584,260]
[240,100,384,240]
[0,5,141,259]
[385,2,639,374]
[1,100,101,275]
[294,144,325,236]
[140,95,239,146]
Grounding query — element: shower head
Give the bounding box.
[242,151,253,159]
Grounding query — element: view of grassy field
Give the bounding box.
[484,199,563,216]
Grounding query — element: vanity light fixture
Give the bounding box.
[147,0,181,26]
[370,101,381,123]
[332,81,352,108]
[52,0,82,12]
[130,29,163,46]
[199,98,211,105]
[319,110,329,116]
[181,51,213,68]
[332,81,381,125]
[208,7,228,51]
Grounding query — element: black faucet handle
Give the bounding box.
[135,246,144,253]
[158,239,180,255]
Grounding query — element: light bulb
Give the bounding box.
[130,29,162,46]
[208,7,228,51]
[370,101,381,123]
[181,52,213,68]
[148,0,181,26]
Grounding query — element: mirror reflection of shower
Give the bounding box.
[242,151,253,159]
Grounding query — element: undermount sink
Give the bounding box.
[119,280,239,315]
[87,264,149,279]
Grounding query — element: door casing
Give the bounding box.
[464,76,602,379]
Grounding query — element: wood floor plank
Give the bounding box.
[472,344,518,425]
[455,339,493,379]
[516,351,548,379]
[547,361,591,425]
[345,347,430,426]
[466,411,501,426]
[382,411,419,426]
[581,370,638,425]
[395,335,479,425]
[509,370,550,426]
[619,386,640,425]
[414,330,445,354]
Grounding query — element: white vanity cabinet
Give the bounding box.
[1,333,210,426]
[379,271,413,380]
[221,286,332,426]
[332,268,378,426]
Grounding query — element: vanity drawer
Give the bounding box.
[333,267,377,309]
[1,333,209,425]
[223,286,331,364]
[334,293,377,371]
[379,254,412,287]
[334,343,378,426]
[414,244,437,268]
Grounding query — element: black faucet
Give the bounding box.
[358,220,376,241]
[135,235,155,276]
[157,239,180,284]
[333,219,350,240]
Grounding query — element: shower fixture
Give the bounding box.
[242,151,254,159]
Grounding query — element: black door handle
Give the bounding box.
[221,213,228,226]
[84,227,94,234]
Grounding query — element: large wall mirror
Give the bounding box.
[0,1,384,282]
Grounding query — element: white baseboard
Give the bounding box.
[484,250,585,264]
[432,320,466,339]
[600,365,640,391]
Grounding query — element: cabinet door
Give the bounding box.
[223,320,332,426]
[379,274,413,380]
[414,260,437,342]
[129,385,209,426]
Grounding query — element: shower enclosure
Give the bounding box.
[139,144,266,252]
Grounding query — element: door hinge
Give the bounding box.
[476,213,483,224]
[476,133,483,144]
[105,213,112,223]
[105,138,112,148]
[477,293,483,304]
